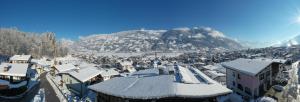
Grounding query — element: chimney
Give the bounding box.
[3,65,11,72]
[75,69,79,73]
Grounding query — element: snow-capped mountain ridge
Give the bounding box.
[272,34,300,47]
[70,27,243,53]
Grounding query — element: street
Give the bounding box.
[0,72,60,102]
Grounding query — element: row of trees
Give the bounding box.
[0,28,69,58]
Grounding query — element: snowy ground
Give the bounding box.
[46,73,67,102]
[31,88,45,102]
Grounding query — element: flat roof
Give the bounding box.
[10,55,31,61]
[89,65,232,99]
[222,58,286,76]
[0,63,29,77]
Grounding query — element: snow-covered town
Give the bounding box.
[2,0,300,102]
[0,47,300,102]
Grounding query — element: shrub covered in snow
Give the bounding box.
[256,97,277,102]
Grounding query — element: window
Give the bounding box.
[232,81,236,86]
[259,74,264,80]
[238,74,241,79]
[245,87,252,95]
[266,71,270,77]
[232,72,235,77]
[238,84,243,91]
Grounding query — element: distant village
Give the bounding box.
[0,46,300,102]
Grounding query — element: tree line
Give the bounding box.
[0,28,69,58]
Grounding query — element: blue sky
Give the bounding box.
[1,0,300,47]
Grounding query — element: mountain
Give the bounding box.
[70,27,244,53]
[272,35,300,47]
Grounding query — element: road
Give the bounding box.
[0,72,60,102]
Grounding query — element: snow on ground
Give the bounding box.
[256,97,277,102]
[31,88,45,102]
[46,73,67,102]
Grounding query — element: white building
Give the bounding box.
[62,67,102,98]
[0,63,30,90]
[118,60,136,73]
[99,68,120,81]
[89,65,232,102]
[9,55,32,63]
[222,58,286,100]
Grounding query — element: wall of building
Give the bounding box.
[226,63,284,99]
[62,74,89,97]
[226,68,260,99]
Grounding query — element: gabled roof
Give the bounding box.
[88,66,232,99]
[10,55,31,61]
[0,63,29,77]
[222,58,286,76]
[67,67,102,83]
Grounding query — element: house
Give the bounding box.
[118,60,136,73]
[51,63,77,76]
[9,55,32,64]
[88,65,232,102]
[222,58,286,100]
[202,64,226,73]
[99,68,120,81]
[0,63,30,90]
[31,58,52,75]
[205,70,226,85]
[61,67,102,98]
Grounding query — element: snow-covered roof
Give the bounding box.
[89,66,232,99]
[66,67,102,83]
[55,55,81,65]
[78,62,97,69]
[178,66,204,84]
[202,64,226,74]
[10,55,31,61]
[119,61,133,66]
[0,63,29,77]
[31,58,52,67]
[54,64,77,73]
[131,68,159,77]
[222,58,286,76]
[205,70,226,79]
[100,68,120,77]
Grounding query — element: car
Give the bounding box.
[272,85,284,92]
